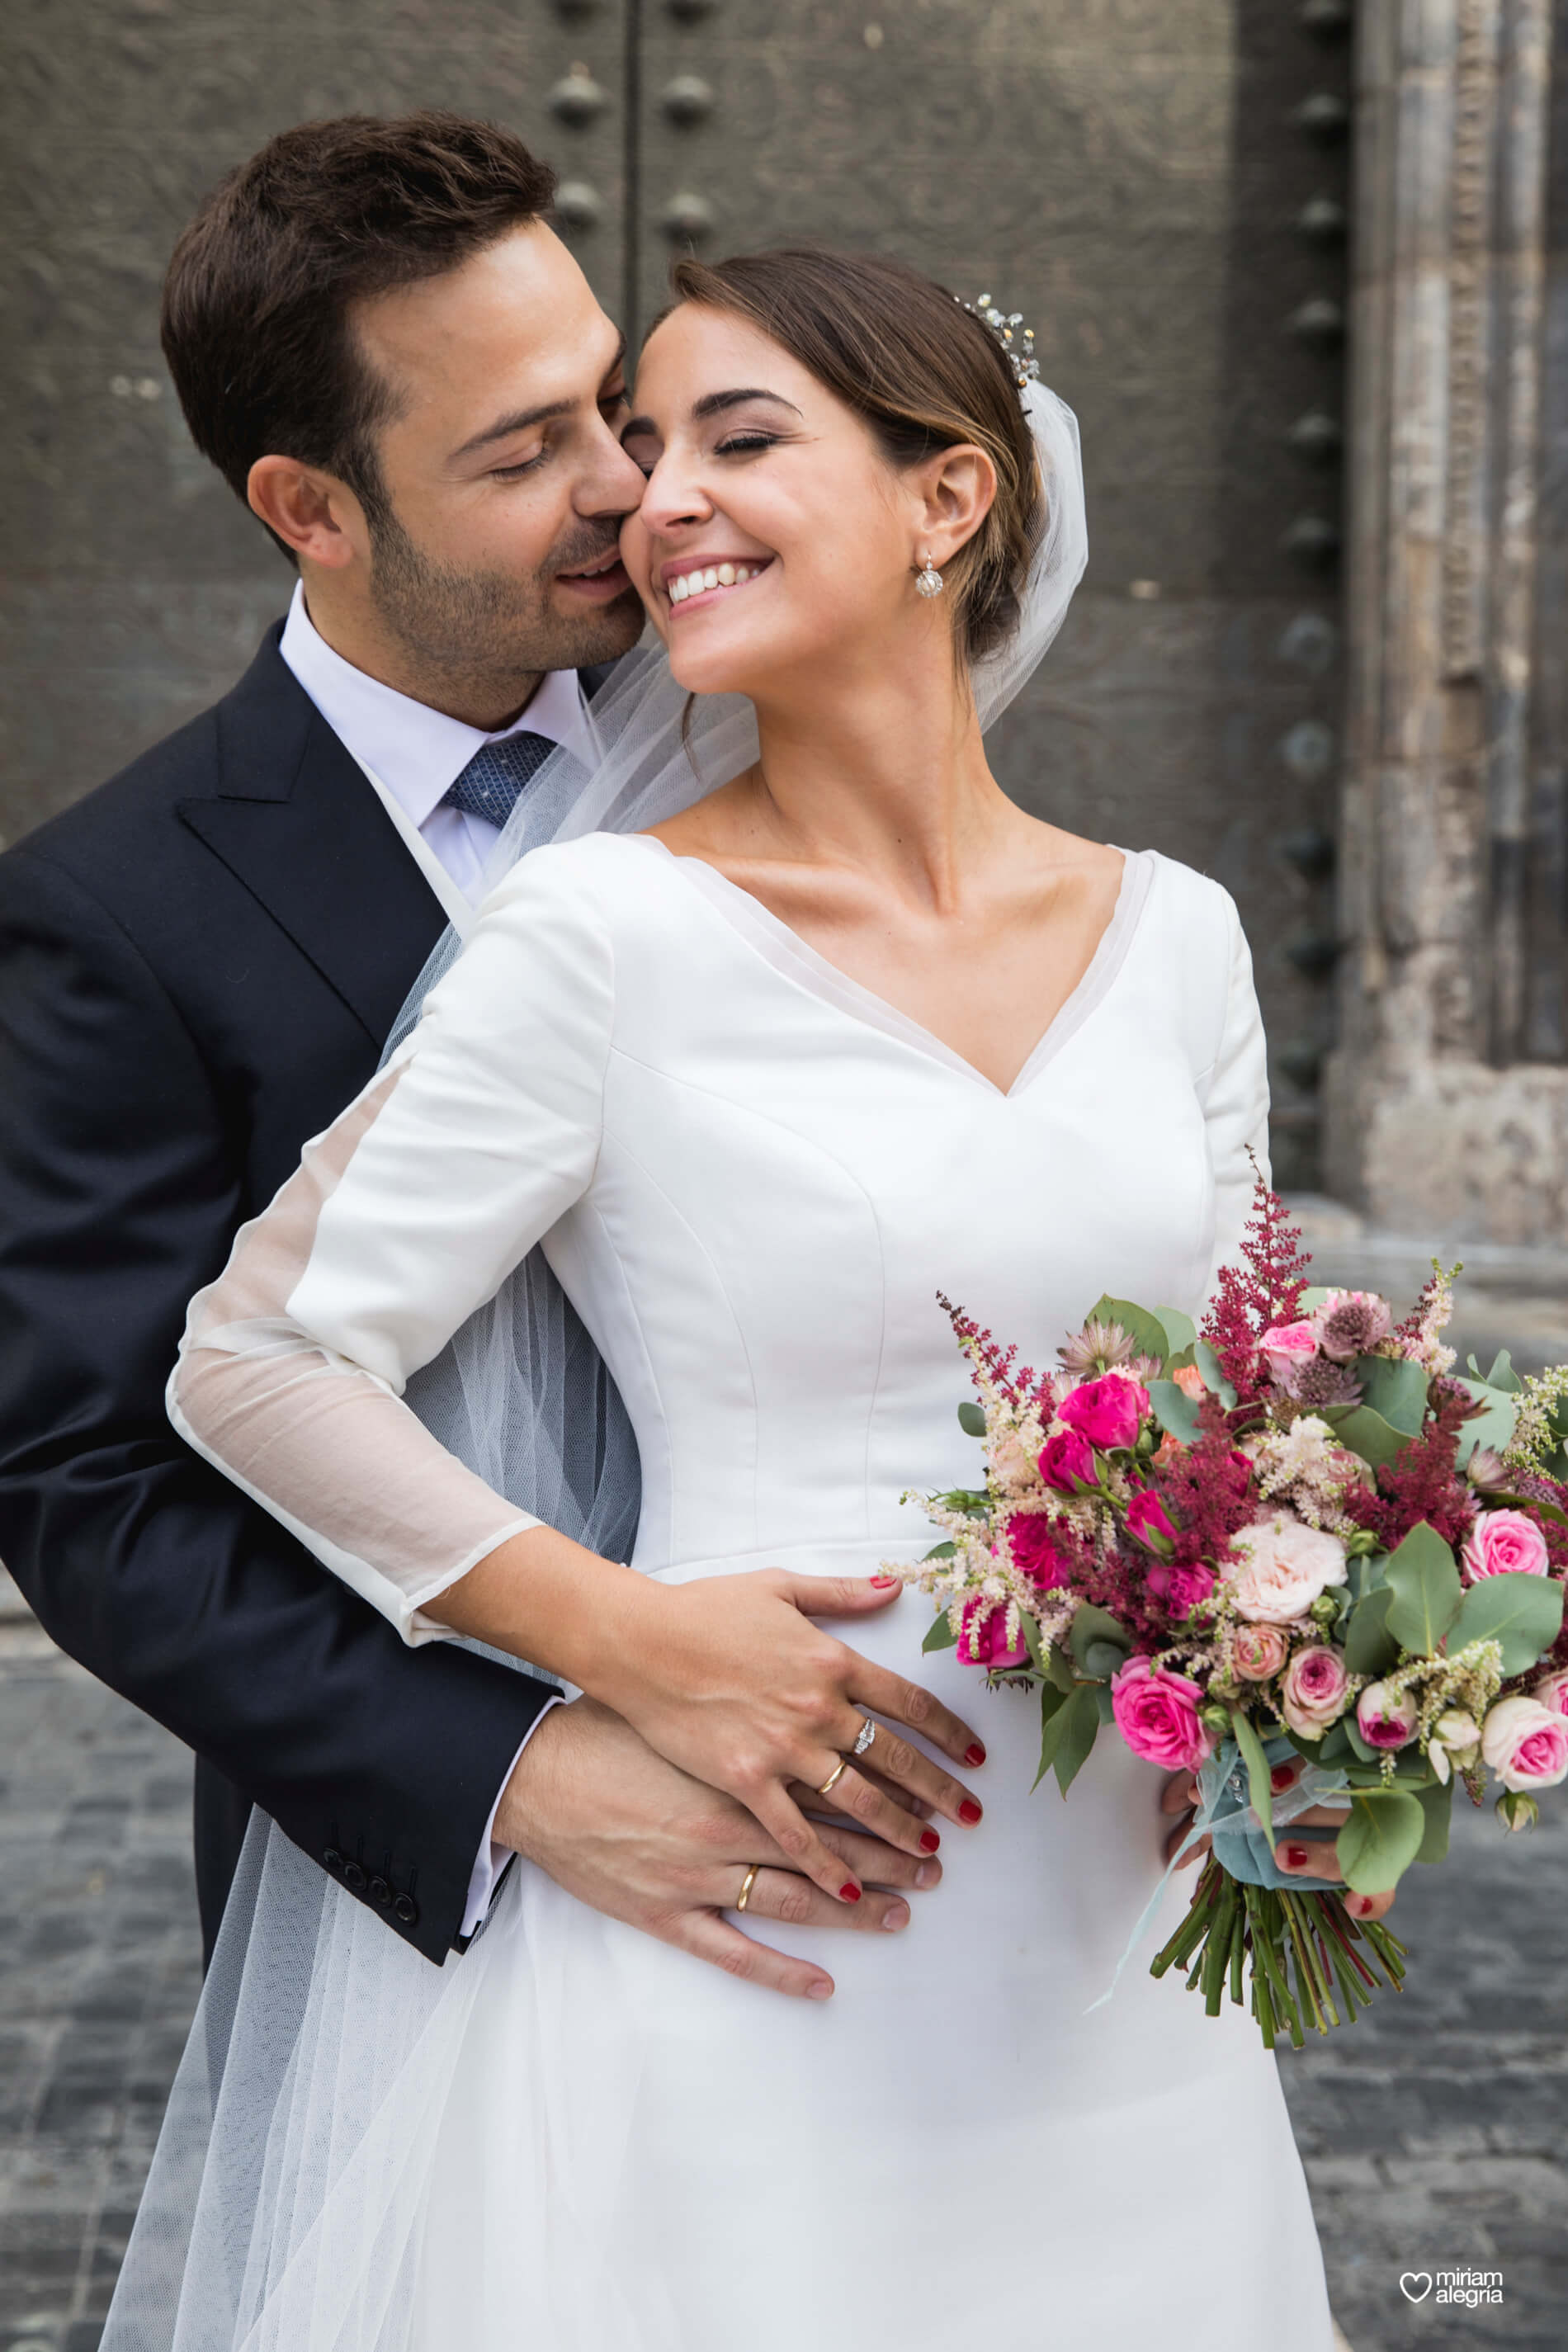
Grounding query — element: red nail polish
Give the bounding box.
[1284,1844,1309,1869]
[871,1575,900,1589]
[958,1800,982,1825]
[1270,1764,1296,1793]
[839,1882,861,1901]
[1352,1896,1373,1917]
[965,1743,987,1767]
[919,1828,941,1854]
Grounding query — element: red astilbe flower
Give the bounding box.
[939,1292,1024,1410]
[1342,1379,1477,1554]
[1155,1396,1259,1576]
[1200,1174,1312,1402]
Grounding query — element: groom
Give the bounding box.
[0,112,937,1994]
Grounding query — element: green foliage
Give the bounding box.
[923,1540,956,1561]
[957,1400,987,1438]
[1382,1522,1463,1656]
[922,1613,959,1654]
[1230,1710,1276,1841]
[1448,1570,1565,1675]
[1342,1583,1400,1676]
[1035,1680,1100,1795]
[1069,1604,1131,1675]
[1148,1378,1203,1445]
[1330,1404,1415,1471]
[1455,1377,1518,1469]
[1356,1354,1429,1438]
[1193,1339,1238,1408]
[1415,1778,1453,1864]
[1153,1306,1197,1362]
[1335,1789,1427,1894]
[1086,1294,1171,1369]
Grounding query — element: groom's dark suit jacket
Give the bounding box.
[0,623,597,1964]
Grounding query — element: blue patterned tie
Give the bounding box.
[441,730,556,829]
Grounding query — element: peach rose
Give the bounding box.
[1226,1511,1348,1625]
[1231,1623,1290,1681]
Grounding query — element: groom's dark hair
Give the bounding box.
[161,112,557,554]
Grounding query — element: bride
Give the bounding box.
[107,248,1350,2349]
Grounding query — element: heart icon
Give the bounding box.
[1399,2272,1433,2302]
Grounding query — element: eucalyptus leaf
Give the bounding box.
[1341,1583,1400,1676]
[1051,1681,1102,1796]
[1496,1491,1568,1530]
[1082,1639,1131,1679]
[1357,1354,1429,1438]
[1153,1306,1197,1363]
[922,1612,959,1654]
[1019,1610,1048,1675]
[1297,1286,1331,1312]
[1093,1684,1118,1725]
[1230,1707,1276,1842]
[1336,1789,1427,1894]
[1148,1378,1203,1446]
[1455,1380,1518,1470]
[1416,1779,1453,1863]
[1485,1348,1522,1395]
[1331,1404,1412,1472]
[1087,1294,1171,1370]
[1314,1720,1355,1767]
[1382,1521,1463,1656]
[1343,1714,1378,1763]
[1069,1604,1131,1672]
[1448,1570,1565,1675]
[957,1400,987,1439]
[1193,1339,1238,1408]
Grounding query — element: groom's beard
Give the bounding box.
[366,503,641,714]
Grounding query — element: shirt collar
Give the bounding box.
[278,580,592,829]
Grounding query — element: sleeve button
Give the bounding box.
[368,1876,391,1906]
[393,1892,419,1925]
[323,1848,344,1873]
[342,1860,368,1892]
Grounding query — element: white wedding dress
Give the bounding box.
[112,826,1332,2350]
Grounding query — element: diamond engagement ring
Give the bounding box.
[852,1717,876,1759]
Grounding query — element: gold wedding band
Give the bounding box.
[816,1756,848,1798]
[736,1863,761,1912]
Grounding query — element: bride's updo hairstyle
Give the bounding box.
[667,248,1045,666]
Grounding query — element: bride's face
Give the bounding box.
[619,304,940,697]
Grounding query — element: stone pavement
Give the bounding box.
[2,1590,1563,2350]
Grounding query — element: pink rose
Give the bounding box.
[1006,1511,1069,1589]
[959,1595,1031,1671]
[1126,1487,1176,1549]
[1056,1374,1150,1452]
[1356,1679,1419,1750]
[1279,1644,1352,1739]
[1149,1561,1216,1618]
[1109,1655,1216,1773]
[1461,1508,1551,1585]
[1532,1667,1568,1718]
[1481,1694,1568,1792]
[1232,1623,1289,1681]
[1037,1427,1096,1495]
[1227,1511,1348,1623]
[1259,1320,1320,1367]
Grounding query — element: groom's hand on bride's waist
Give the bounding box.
[493,1695,944,2001]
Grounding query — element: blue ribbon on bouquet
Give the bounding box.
[1084,1734,1350,2013]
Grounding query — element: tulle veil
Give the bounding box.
[100,379,1088,2350]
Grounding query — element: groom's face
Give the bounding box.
[347,223,646,694]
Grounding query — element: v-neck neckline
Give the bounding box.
[624,834,1157,1101]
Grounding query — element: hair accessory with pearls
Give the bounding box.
[959,293,1041,399]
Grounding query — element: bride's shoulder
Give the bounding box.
[475,830,657,926]
[1128,848,1245,944]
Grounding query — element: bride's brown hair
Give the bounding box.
[666,248,1045,666]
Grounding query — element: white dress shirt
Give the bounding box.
[280,579,585,1936]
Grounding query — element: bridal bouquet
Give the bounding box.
[899,1181,1568,2047]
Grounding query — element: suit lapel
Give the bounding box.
[177,630,450,1046]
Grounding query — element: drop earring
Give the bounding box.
[914,551,945,598]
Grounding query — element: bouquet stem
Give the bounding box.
[1150,1860,1408,2047]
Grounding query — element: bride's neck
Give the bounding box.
[744,647,1013,907]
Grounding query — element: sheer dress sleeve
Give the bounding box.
[168,852,613,1644]
[1196,890,1271,1302]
